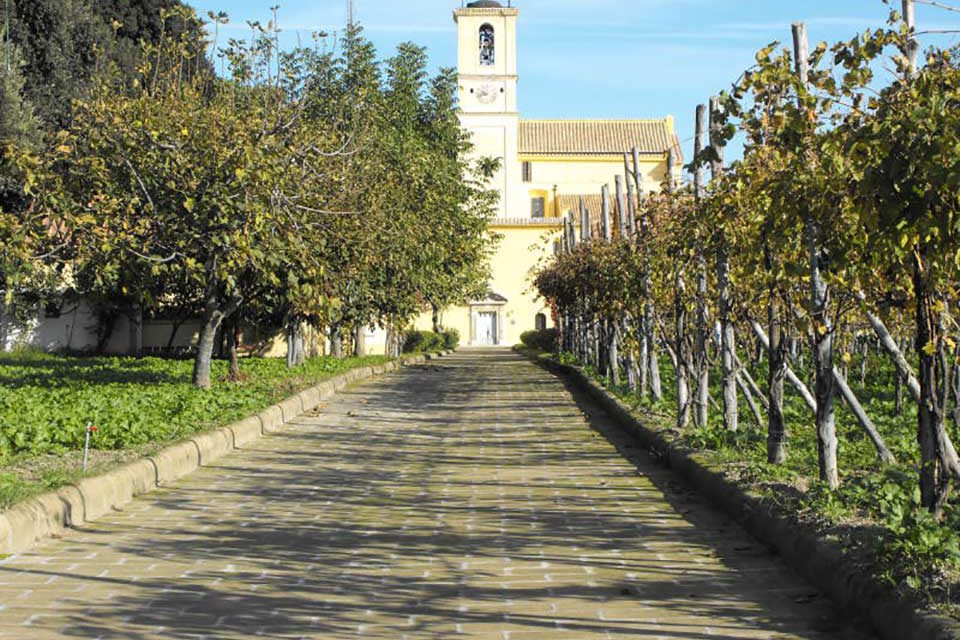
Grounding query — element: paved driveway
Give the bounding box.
[0,349,874,639]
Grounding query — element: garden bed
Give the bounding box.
[0,351,389,509]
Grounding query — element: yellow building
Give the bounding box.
[416,0,678,347]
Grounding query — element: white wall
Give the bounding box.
[1,299,200,354]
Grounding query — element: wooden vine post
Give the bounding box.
[693,104,710,428]
[600,184,620,384]
[794,21,839,489]
[632,146,663,401]
[616,175,640,391]
[711,96,738,432]
[668,148,691,428]
[625,153,648,397]
[579,197,593,365]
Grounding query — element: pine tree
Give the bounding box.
[0,40,39,211]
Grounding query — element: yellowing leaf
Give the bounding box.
[923,341,937,357]
[183,198,196,212]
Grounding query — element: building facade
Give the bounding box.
[416,0,678,347]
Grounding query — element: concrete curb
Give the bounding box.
[531,354,960,640]
[0,350,453,556]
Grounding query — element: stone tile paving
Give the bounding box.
[0,349,875,639]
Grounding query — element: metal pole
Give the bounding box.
[82,423,92,471]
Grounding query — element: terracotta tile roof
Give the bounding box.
[519,119,674,157]
[489,217,564,227]
[556,194,640,239]
[557,195,606,238]
[557,194,603,219]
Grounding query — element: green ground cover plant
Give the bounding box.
[0,351,389,509]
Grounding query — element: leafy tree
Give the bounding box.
[5,0,110,128]
[841,38,960,513]
[51,9,326,387]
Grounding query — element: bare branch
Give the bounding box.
[916,0,960,13]
[121,155,156,212]
[31,243,69,261]
[126,246,180,264]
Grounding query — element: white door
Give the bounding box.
[477,312,498,346]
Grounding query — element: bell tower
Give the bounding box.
[454,1,521,218]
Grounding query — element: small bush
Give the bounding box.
[520,328,558,352]
[442,329,460,350]
[403,330,445,354]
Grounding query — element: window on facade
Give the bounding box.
[535,313,547,331]
[479,24,495,66]
[522,161,532,182]
[531,197,545,218]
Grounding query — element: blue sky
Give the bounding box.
[187,0,958,165]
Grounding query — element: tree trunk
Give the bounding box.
[674,266,690,429]
[592,318,602,372]
[622,317,638,392]
[166,319,184,351]
[638,317,649,398]
[752,321,818,413]
[96,311,119,355]
[0,291,7,352]
[227,317,241,380]
[810,226,839,489]
[330,324,344,359]
[646,306,663,402]
[915,253,948,513]
[385,326,396,358]
[286,320,305,368]
[295,323,305,365]
[194,317,219,389]
[694,248,709,428]
[192,271,240,389]
[767,298,788,464]
[128,303,143,358]
[354,325,366,357]
[608,321,621,386]
[718,239,738,431]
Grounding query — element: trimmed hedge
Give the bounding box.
[403,329,459,354]
[442,328,460,350]
[520,328,558,352]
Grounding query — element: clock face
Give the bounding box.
[476,82,498,104]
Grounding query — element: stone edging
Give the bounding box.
[529,353,960,640]
[0,351,452,556]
